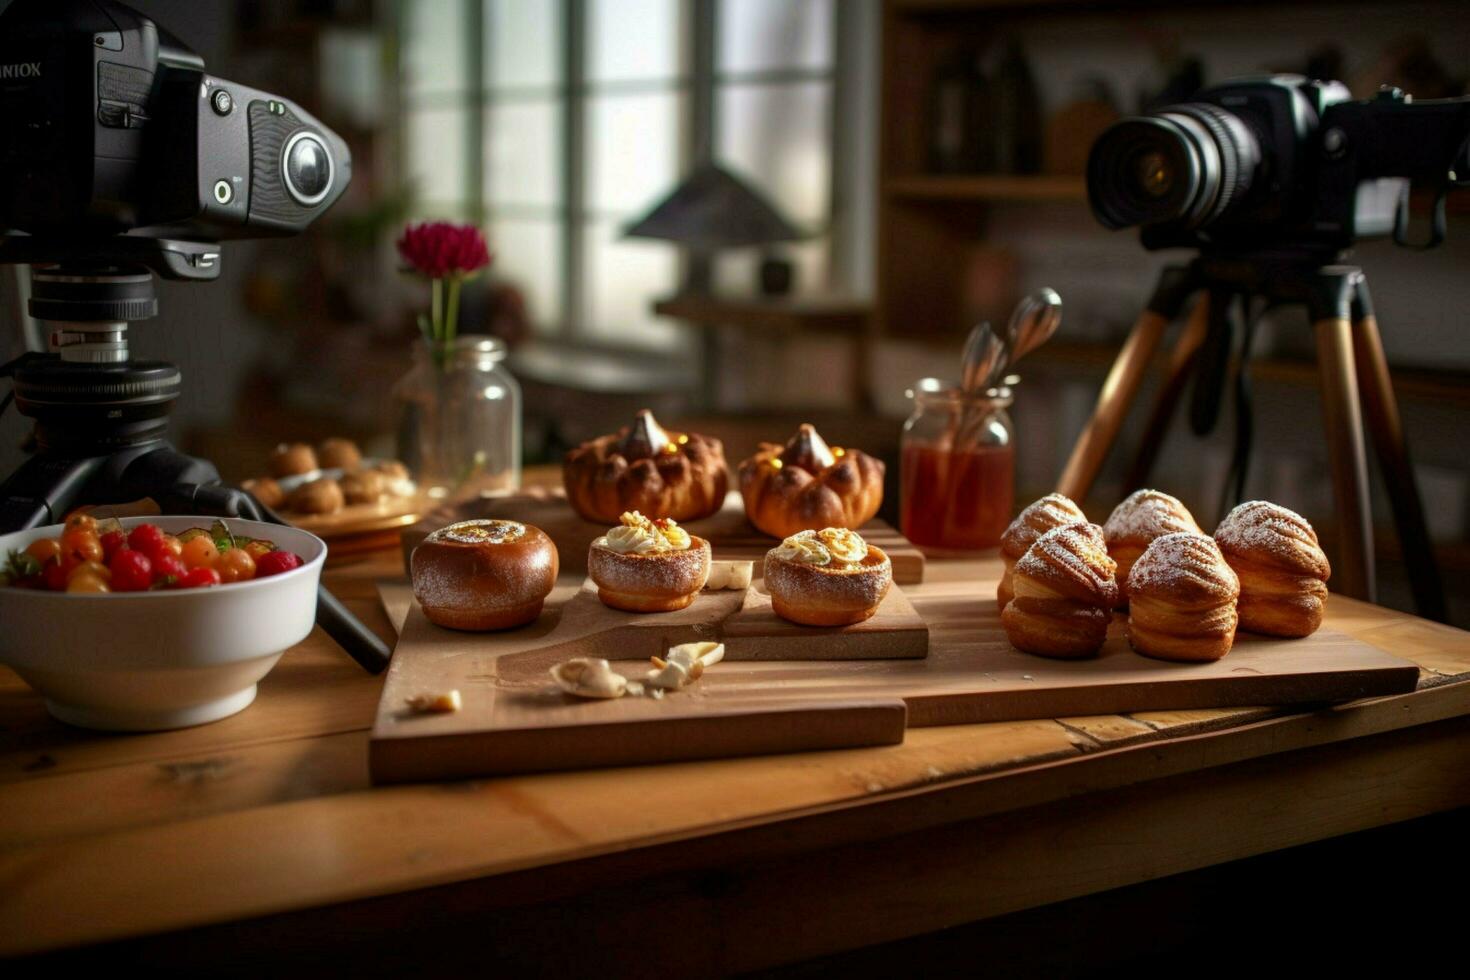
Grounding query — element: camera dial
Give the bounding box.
[282,131,334,207]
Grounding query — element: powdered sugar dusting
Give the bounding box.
[1001,493,1086,558]
[1128,531,1239,602]
[1103,489,1199,544]
[589,536,711,596]
[1014,521,1118,605]
[1214,501,1330,579]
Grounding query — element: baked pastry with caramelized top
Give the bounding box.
[1126,532,1240,662]
[588,511,712,613]
[1001,521,1118,658]
[1103,489,1200,605]
[739,424,885,539]
[1214,501,1331,637]
[998,493,1087,610]
[764,527,892,626]
[412,520,559,631]
[563,410,728,524]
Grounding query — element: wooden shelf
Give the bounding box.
[886,174,1087,203]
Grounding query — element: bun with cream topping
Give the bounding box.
[588,512,711,612]
[764,527,891,626]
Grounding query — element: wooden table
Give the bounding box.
[3,550,1469,972]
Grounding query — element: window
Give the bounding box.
[399,0,840,350]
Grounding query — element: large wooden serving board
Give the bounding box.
[369,575,1421,784]
[400,489,926,584]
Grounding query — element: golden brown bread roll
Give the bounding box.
[411,520,559,631]
[1126,532,1240,662]
[998,493,1087,610]
[269,442,319,478]
[763,528,892,626]
[1103,489,1200,605]
[286,477,344,514]
[317,437,362,470]
[563,410,729,524]
[587,512,711,612]
[1000,521,1118,658]
[339,468,387,505]
[1214,501,1330,637]
[738,424,885,539]
[241,477,285,510]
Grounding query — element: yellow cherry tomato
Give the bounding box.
[60,530,103,565]
[244,539,275,559]
[180,536,220,570]
[215,547,257,583]
[65,512,99,535]
[25,538,62,565]
[68,560,111,583]
[66,573,111,594]
[161,533,184,557]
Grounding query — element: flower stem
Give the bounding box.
[445,275,462,349]
[430,278,444,343]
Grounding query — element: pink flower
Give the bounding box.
[396,222,492,279]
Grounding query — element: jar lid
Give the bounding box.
[906,376,1015,407]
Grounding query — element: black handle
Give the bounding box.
[315,584,392,674]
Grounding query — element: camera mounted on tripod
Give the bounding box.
[1087,74,1470,258]
[0,0,389,671]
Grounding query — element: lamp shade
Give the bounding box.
[621,163,804,250]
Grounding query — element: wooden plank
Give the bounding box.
[401,490,926,585]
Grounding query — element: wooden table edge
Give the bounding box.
[4,674,1466,957]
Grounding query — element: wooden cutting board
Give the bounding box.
[522,579,928,663]
[368,576,1420,784]
[400,490,926,584]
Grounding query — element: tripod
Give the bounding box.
[1,238,391,672]
[1057,255,1446,619]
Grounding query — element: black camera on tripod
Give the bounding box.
[1087,74,1470,256]
[0,0,350,242]
[0,0,388,671]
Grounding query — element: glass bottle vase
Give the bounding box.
[393,337,521,502]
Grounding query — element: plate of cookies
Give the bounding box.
[241,438,428,539]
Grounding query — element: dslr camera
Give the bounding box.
[1087,75,1470,257]
[0,0,351,266]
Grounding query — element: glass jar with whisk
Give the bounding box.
[900,378,1015,553]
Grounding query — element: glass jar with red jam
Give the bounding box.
[900,379,1015,553]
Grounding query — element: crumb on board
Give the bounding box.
[406,690,462,714]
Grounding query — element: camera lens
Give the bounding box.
[1087,103,1259,231]
[282,131,333,207]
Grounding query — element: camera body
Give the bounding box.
[1087,74,1470,257]
[0,0,350,243]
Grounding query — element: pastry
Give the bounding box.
[587,511,711,613]
[269,442,319,478]
[1102,489,1201,605]
[286,477,344,514]
[1214,501,1330,637]
[739,424,885,539]
[317,437,362,471]
[998,493,1087,609]
[1126,532,1240,662]
[241,476,285,511]
[339,468,387,505]
[411,519,559,631]
[1000,522,1118,658]
[563,410,728,524]
[763,527,891,626]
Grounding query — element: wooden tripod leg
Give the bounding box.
[1314,316,1375,602]
[1352,314,1447,620]
[1056,309,1172,502]
[1126,295,1211,489]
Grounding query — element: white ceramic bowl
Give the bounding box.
[0,516,326,731]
